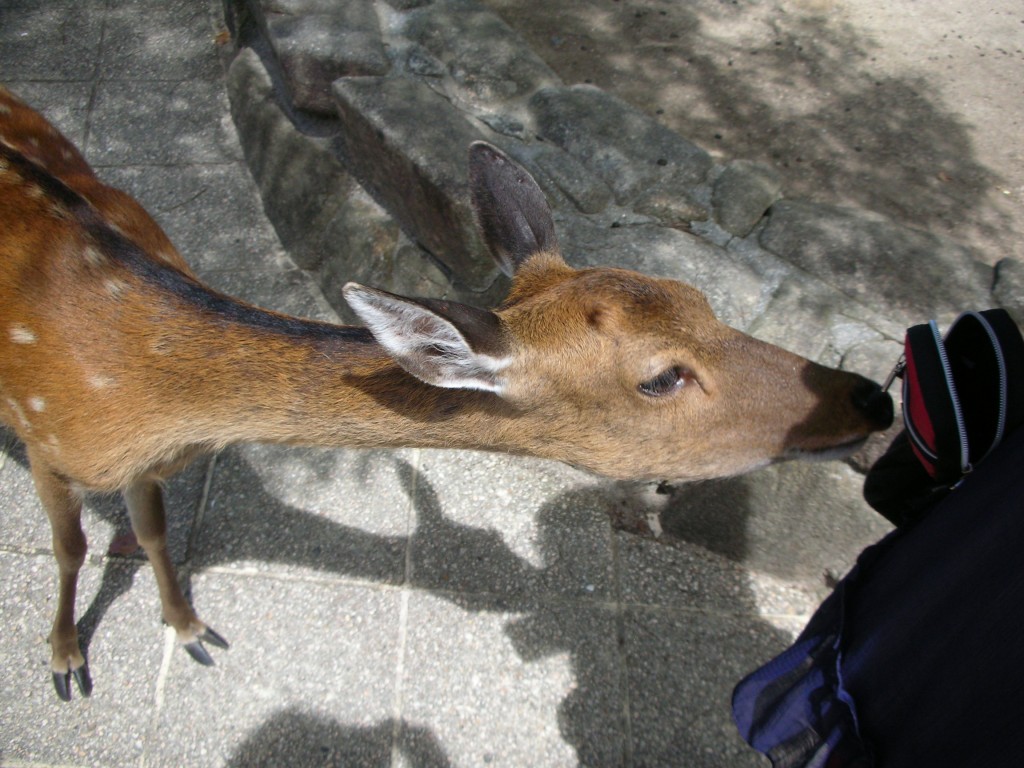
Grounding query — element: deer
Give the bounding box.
[0,87,892,701]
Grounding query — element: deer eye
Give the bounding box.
[638,367,687,397]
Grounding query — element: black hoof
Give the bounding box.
[200,626,230,650]
[52,662,93,701]
[183,626,229,666]
[183,640,215,666]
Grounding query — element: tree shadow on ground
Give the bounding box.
[481,0,1016,261]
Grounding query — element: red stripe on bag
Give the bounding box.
[905,348,939,476]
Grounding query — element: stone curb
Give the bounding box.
[222,0,1016,378]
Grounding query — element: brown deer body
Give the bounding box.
[0,88,892,700]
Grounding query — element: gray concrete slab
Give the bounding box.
[657,461,892,588]
[621,607,790,768]
[400,592,625,767]
[0,4,104,81]
[101,163,295,277]
[89,79,240,166]
[100,2,225,83]
[0,552,165,766]
[616,531,767,613]
[0,437,53,552]
[142,571,403,768]
[409,451,615,602]
[194,445,413,586]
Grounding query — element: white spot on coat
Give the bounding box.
[9,324,37,344]
[83,245,104,266]
[28,396,45,412]
[87,373,115,390]
[104,278,126,298]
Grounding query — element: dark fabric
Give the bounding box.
[734,426,1024,767]
[862,432,949,528]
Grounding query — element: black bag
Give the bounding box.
[864,309,1024,526]
[733,308,1024,768]
[734,425,1024,768]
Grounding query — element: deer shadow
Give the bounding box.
[1,429,789,765]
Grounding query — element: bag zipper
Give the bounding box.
[902,374,940,462]
[931,320,971,474]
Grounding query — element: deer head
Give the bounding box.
[344,143,893,481]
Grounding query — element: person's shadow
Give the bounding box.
[225,709,452,768]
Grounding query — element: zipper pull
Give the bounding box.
[882,353,906,393]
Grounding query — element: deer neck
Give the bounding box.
[169,307,530,457]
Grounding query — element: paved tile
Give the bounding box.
[657,461,891,589]
[223,708,398,768]
[410,450,615,602]
[100,162,294,277]
[0,551,165,766]
[193,445,413,586]
[622,606,792,768]
[89,79,240,165]
[400,591,625,767]
[0,4,103,81]
[616,531,767,613]
[100,2,224,82]
[143,571,402,767]
[500,599,630,767]
[0,436,51,551]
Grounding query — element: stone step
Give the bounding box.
[222,0,1015,382]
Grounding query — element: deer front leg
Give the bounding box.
[29,452,93,701]
[123,478,228,666]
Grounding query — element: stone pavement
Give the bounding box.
[0,1,1016,767]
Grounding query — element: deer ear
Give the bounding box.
[469,141,560,277]
[343,283,510,393]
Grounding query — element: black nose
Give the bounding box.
[851,380,894,430]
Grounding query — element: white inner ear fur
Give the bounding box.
[345,287,510,394]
